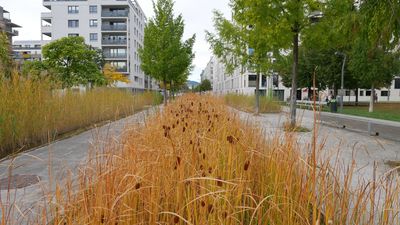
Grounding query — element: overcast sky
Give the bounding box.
[0,0,230,82]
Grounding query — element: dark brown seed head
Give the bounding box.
[176,156,181,165]
[208,167,212,174]
[135,183,141,189]
[244,161,250,171]
[101,215,105,223]
[208,204,214,213]
[183,127,186,132]
[201,201,206,207]
[217,176,223,187]
[227,136,235,144]
[203,153,206,160]
[222,211,228,219]
[174,216,179,224]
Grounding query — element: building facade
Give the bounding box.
[12,40,45,63]
[209,57,291,101]
[41,0,155,91]
[0,6,20,47]
[206,56,400,102]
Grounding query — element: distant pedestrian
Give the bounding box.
[374,92,378,103]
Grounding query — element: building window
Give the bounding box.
[89,5,97,14]
[381,91,389,97]
[68,6,79,14]
[68,33,79,37]
[90,33,98,41]
[395,78,400,89]
[359,90,364,96]
[248,75,257,88]
[89,19,98,27]
[366,90,371,96]
[345,90,351,96]
[68,20,79,28]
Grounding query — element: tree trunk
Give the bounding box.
[355,88,359,106]
[255,72,260,114]
[169,81,174,99]
[163,79,168,106]
[369,85,374,113]
[290,30,299,127]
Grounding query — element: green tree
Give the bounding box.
[0,32,13,79]
[348,0,400,112]
[206,11,272,114]
[200,79,212,92]
[139,0,195,105]
[228,0,321,126]
[42,36,105,88]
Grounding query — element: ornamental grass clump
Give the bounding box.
[47,94,400,225]
[0,75,160,158]
[225,93,281,113]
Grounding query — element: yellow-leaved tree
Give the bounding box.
[103,63,130,86]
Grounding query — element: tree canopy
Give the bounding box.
[42,36,105,88]
[139,0,195,105]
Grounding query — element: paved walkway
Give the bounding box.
[0,105,398,224]
[237,108,400,188]
[0,108,157,224]
[286,107,400,142]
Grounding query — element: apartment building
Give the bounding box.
[209,57,291,101]
[0,6,20,47]
[207,56,400,102]
[41,0,156,91]
[12,40,47,63]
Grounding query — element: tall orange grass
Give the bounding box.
[224,93,281,113]
[42,94,400,225]
[0,76,161,158]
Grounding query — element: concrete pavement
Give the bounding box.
[285,107,400,142]
[0,107,157,224]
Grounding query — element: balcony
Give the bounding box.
[116,66,128,73]
[102,39,127,45]
[104,53,127,59]
[102,11,128,17]
[102,24,127,31]
[41,25,52,34]
[41,12,52,23]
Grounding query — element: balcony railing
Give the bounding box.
[13,46,41,50]
[102,11,129,17]
[102,39,127,45]
[102,24,127,31]
[116,66,128,73]
[104,53,127,59]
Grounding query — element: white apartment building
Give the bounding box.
[209,57,291,101]
[41,0,156,91]
[207,56,400,102]
[12,40,48,63]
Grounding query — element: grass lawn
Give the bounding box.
[342,103,400,122]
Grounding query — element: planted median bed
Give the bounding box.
[0,78,161,158]
[224,94,281,113]
[46,94,400,225]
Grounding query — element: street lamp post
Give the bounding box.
[335,51,347,112]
